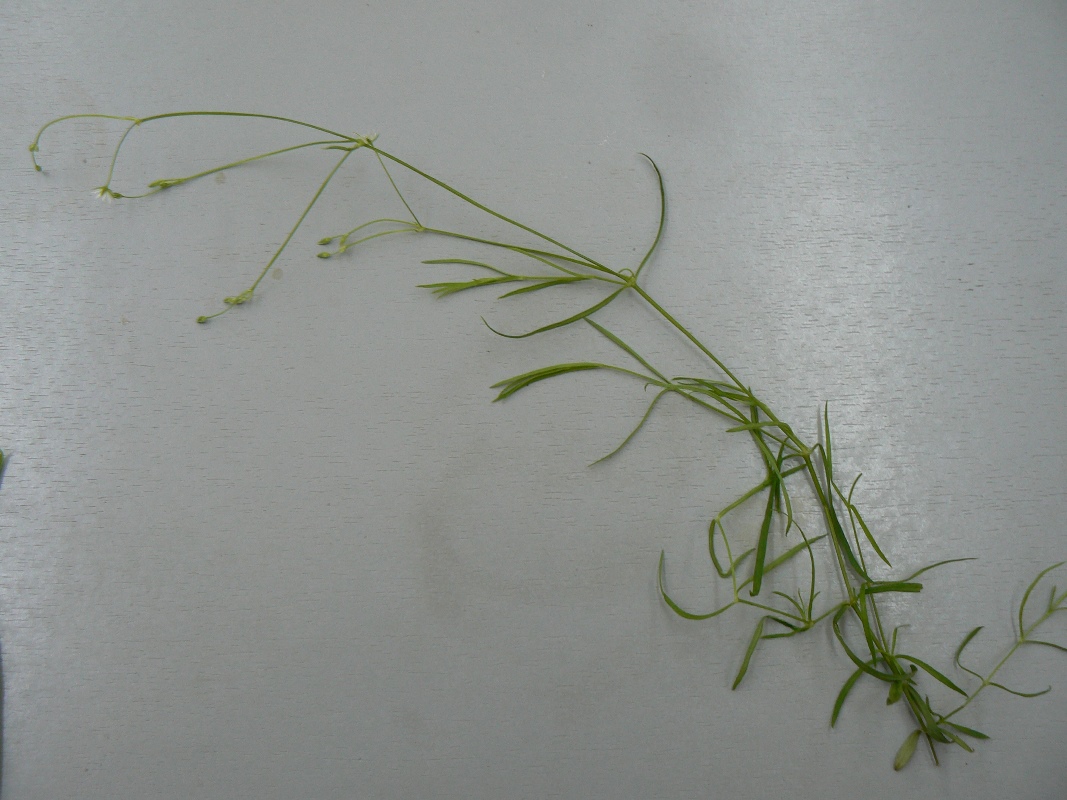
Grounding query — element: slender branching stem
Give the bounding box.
[33,110,1065,771]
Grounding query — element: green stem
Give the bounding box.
[197,146,357,322]
[943,605,1059,722]
[631,283,747,390]
[418,227,621,276]
[369,145,615,277]
[129,140,347,197]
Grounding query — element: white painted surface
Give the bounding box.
[1,2,1065,797]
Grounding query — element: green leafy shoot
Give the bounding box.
[35,110,1066,771]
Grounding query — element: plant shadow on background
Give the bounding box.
[28,113,1067,771]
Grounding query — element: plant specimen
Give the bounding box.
[30,112,1067,770]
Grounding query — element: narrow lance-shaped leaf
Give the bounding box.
[483,288,627,340]
[633,153,665,279]
[831,666,866,727]
[498,276,588,298]
[838,476,891,567]
[823,403,834,482]
[942,729,975,753]
[954,626,984,679]
[896,654,968,697]
[771,591,806,618]
[1051,585,1067,613]
[853,593,883,662]
[732,617,766,689]
[988,681,1051,698]
[812,449,870,584]
[491,363,607,401]
[901,685,951,744]
[736,534,828,593]
[589,388,670,466]
[673,377,755,405]
[832,607,897,682]
[894,729,922,771]
[824,483,870,582]
[1020,562,1067,633]
[657,552,737,621]
[816,407,871,582]
[585,318,668,382]
[859,581,923,596]
[419,258,588,298]
[420,275,523,297]
[421,258,514,273]
[749,480,778,596]
[942,720,989,741]
[709,526,755,580]
[903,557,976,582]
[725,420,790,434]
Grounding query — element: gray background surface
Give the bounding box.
[2,2,1066,798]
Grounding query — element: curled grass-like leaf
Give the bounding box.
[633,153,665,279]
[954,626,985,680]
[657,551,736,621]
[989,681,1050,698]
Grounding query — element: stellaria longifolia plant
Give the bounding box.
[30,112,1067,769]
